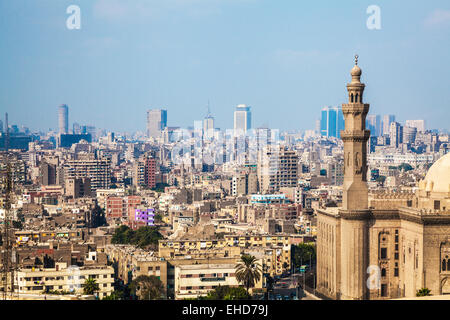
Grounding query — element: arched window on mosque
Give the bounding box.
[355,93,359,103]
[350,93,354,103]
[443,259,447,272]
[447,259,450,271]
[381,268,386,277]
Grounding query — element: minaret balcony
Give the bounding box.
[341,104,370,114]
[340,130,371,142]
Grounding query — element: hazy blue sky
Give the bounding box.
[1,0,449,133]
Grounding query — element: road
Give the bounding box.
[270,273,318,300]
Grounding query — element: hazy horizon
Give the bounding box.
[1,0,450,133]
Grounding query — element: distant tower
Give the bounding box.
[203,102,215,139]
[339,55,371,300]
[320,106,345,138]
[382,114,395,136]
[5,112,8,133]
[234,104,251,134]
[390,121,403,148]
[58,104,69,134]
[147,109,167,139]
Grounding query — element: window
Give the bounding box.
[395,244,399,251]
[394,252,399,260]
[381,268,386,277]
[380,248,387,259]
[443,260,447,271]
[156,266,160,271]
[394,268,399,277]
[434,201,441,210]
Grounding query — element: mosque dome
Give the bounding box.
[421,153,450,194]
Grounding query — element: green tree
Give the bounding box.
[130,275,165,300]
[154,213,163,224]
[292,243,316,269]
[102,291,124,300]
[416,288,431,297]
[83,278,100,295]
[12,220,23,229]
[111,225,162,248]
[204,285,250,300]
[398,163,413,172]
[235,254,262,295]
[152,183,170,193]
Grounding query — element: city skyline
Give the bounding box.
[1,1,450,133]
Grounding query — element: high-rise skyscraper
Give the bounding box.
[405,120,426,133]
[257,145,298,194]
[403,126,417,144]
[73,122,81,134]
[320,106,345,138]
[382,114,395,136]
[366,114,381,137]
[234,104,251,133]
[147,109,167,139]
[58,104,69,134]
[390,121,403,148]
[203,105,215,139]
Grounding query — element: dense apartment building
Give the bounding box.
[65,177,91,198]
[104,244,263,300]
[175,264,241,299]
[133,153,156,189]
[64,158,111,191]
[105,195,144,221]
[257,146,298,194]
[232,165,258,196]
[16,264,114,299]
[158,235,291,276]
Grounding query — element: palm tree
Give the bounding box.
[83,277,100,295]
[235,254,262,295]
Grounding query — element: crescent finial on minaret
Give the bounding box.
[355,54,359,65]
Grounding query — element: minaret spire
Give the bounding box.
[341,55,370,210]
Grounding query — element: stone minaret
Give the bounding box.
[339,55,371,300]
[341,55,370,210]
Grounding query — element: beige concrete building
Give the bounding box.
[15,263,114,299]
[174,263,240,299]
[316,56,450,300]
[257,146,298,194]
